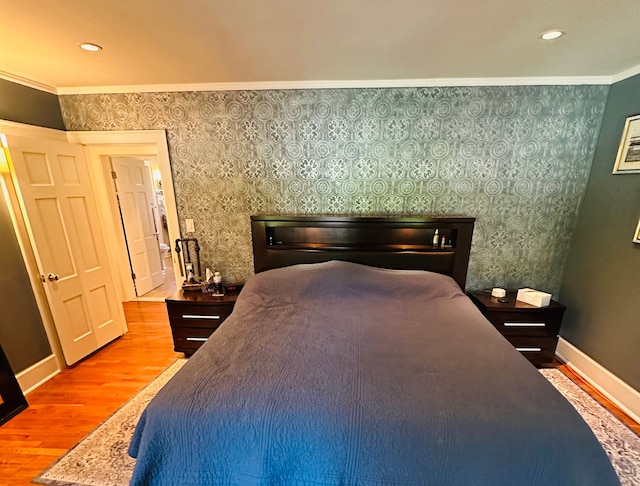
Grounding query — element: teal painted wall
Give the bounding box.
[0,192,52,372]
[2,73,634,390]
[61,85,608,294]
[0,79,65,130]
[560,74,640,391]
[0,78,58,373]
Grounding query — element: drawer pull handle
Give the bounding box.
[504,322,545,327]
[186,337,209,342]
[182,314,221,320]
[515,347,542,352]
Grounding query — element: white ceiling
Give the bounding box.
[2,0,640,94]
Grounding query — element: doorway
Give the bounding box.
[0,125,180,374]
[134,158,177,300]
[68,131,182,303]
[109,156,175,299]
[4,132,126,365]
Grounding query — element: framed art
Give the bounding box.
[634,217,640,244]
[613,114,640,174]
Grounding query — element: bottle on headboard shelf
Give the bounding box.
[433,229,439,248]
[213,271,224,295]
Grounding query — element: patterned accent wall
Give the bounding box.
[60,85,607,293]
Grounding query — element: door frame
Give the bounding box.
[67,130,182,302]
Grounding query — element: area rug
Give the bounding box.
[540,369,640,485]
[33,359,187,486]
[34,365,640,486]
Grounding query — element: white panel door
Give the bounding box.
[111,157,163,296]
[6,135,124,365]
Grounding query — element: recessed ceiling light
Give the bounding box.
[79,42,102,52]
[540,30,564,41]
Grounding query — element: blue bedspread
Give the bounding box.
[129,261,619,485]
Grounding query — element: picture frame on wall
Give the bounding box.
[634,217,640,244]
[613,114,640,174]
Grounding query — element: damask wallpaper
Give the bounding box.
[60,85,608,293]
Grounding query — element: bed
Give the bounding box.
[128,215,619,485]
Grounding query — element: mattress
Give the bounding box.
[129,261,619,485]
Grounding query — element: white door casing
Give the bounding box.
[67,131,182,302]
[5,134,124,365]
[111,157,163,296]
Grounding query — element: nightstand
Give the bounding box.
[165,290,239,357]
[467,291,565,366]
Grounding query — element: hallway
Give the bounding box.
[134,251,177,301]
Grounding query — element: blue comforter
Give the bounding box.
[129,261,619,485]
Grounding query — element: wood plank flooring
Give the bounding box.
[136,253,178,300]
[556,362,640,436]
[0,301,637,485]
[0,302,181,486]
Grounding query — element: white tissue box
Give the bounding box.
[516,288,552,307]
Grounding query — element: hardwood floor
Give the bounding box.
[137,253,178,300]
[556,362,640,436]
[0,302,637,485]
[0,302,181,486]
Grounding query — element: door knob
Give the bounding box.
[47,273,59,282]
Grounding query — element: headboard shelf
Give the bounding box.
[267,244,456,252]
[251,215,475,289]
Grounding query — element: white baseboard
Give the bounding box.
[556,338,640,424]
[15,354,60,395]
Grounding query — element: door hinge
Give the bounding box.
[131,272,136,280]
[111,170,117,179]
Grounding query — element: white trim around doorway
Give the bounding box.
[66,130,182,301]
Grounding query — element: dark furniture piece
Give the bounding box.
[130,261,618,486]
[467,290,566,366]
[0,343,28,426]
[166,291,238,356]
[251,215,475,288]
[129,216,618,486]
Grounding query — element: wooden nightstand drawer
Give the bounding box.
[467,290,565,366]
[485,311,562,337]
[504,336,558,364]
[171,326,217,352]
[165,291,239,356]
[167,303,234,328]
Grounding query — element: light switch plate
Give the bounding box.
[185,218,195,233]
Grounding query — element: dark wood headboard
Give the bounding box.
[251,215,475,289]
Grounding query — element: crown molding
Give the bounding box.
[610,64,640,84]
[56,76,611,95]
[1,70,629,96]
[0,70,57,95]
